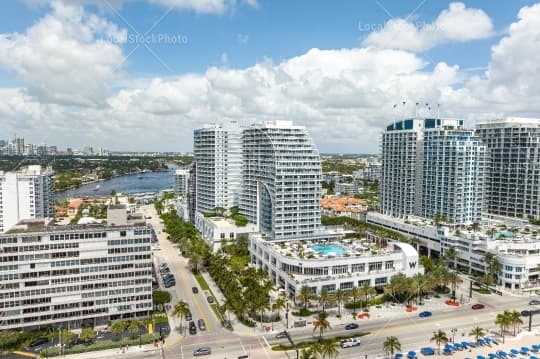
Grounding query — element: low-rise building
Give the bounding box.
[367,212,540,291]
[194,212,258,251]
[0,206,153,331]
[321,197,367,220]
[67,198,83,217]
[249,231,422,299]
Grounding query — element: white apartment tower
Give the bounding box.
[174,168,190,198]
[242,121,322,240]
[476,117,540,220]
[381,118,485,225]
[193,123,244,212]
[193,121,322,240]
[0,165,54,233]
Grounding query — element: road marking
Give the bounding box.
[257,336,271,359]
[262,335,271,348]
[239,337,247,354]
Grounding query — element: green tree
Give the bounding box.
[383,336,401,357]
[509,309,523,336]
[443,247,458,269]
[320,339,340,359]
[447,271,463,300]
[430,329,448,355]
[359,282,376,309]
[471,222,481,232]
[297,285,314,310]
[495,311,512,343]
[173,300,191,335]
[318,288,333,312]
[332,289,347,318]
[313,311,332,341]
[110,320,126,340]
[272,298,286,330]
[299,348,316,359]
[0,331,24,352]
[484,253,502,286]
[152,290,172,306]
[349,286,361,316]
[127,320,140,339]
[469,326,486,342]
[79,328,96,344]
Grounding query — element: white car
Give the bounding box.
[340,338,361,348]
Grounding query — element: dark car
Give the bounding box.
[522,309,540,316]
[207,296,214,303]
[198,319,206,331]
[530,300,540,305]
[186,312,192,321]
[28,337,48,348]
[189,321,197,335]
[163,273,175,281]
[193,347,211,356]
[419,311,432,318]
[192,287,199,294]
[164,280,176,288]
[472,304,485,310]
[345,323,359,330]
[275,331,288,339]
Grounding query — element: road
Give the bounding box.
[139,204,539,358]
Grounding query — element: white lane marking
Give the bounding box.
[262,335,271,348]
[239,337,246,354]
[258,336,271,359]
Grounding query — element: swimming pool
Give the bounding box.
[311,244,348,255]
[493,230,517,240]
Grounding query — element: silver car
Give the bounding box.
[193,347,211,356]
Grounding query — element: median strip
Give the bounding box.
[271,332,369,351]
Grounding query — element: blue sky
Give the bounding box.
[1,0,540,152]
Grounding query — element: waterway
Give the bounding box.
[54,164,179,200]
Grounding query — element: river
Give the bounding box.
[54,164,179,200]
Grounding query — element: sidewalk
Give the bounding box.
[57,344,159,359]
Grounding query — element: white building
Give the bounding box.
[0,206,153,330]
[193,123,245,212]
[250,233,422,298]
[476,117,540,220]
[0,165,54,233]
[367,212,540,291]
[194,212,258,250]
[380,118,485,225]
[174,168,189,198]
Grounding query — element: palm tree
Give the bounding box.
[299,348,316,359]
[188,252,202,273]
[80,327,96,343]
[110,320,126,340]
[127,320,140,339]
[332,289,347,318]
[383,336,401,357]
[469,326,486,342]
[319,339,339,359]
[447,271,463,300]
[313,311,331,341]
[349,286,361,316]
[172,300,190,335]
[297,285,313,310]
[271,298,286,330]
[471,222,481,232]
[443,247,458,269]
[430,329,448,355]
[495,311,512,343]
[484,253,502,286]
[359,282,376,309]
[318,288,332,312]
[509,309,523,336]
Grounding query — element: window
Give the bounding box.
[340,282,353,290]
[375,277,387,285]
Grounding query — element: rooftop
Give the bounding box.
[321,197,367,213]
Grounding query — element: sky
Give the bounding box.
[1,0,540,153]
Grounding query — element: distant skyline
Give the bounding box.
[1,1,540,152]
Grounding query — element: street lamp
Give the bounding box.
[451,328,457,343]
[285,302,289,329]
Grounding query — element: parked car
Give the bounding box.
[162,273,174,280]
[192,287,199,294]
[340,338,361,348]
[164,280,176,288]
[193,347,211,356]
[472,304,485,310]
[275,331,288,339]
[186,312,192,321]
[28,337,48,348]
[189,321,197,335]
[521,309,540,316]
[419,311,432,318]
[530,300,540,305]
[198,319,206,331]
[345,323,359,330]
[207,296,214,303]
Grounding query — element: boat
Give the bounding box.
[93,184,100,191]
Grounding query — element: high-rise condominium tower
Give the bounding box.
[380,118,486,225]
[0,165,54,233]
[476,117,540,220]
[193,121,322,240]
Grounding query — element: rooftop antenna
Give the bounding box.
[437,103,440,120]
[415,102,419,118]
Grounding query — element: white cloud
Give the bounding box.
[0,1,125,106]
[237,33,249,44]
[221,52,229,64]
[23,0,257,14]
[2,2,540,152]
[363,2,494,52]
